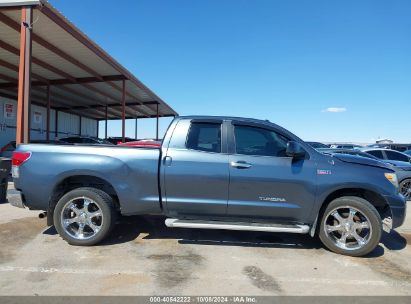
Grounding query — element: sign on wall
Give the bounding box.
[33,111,42,124]
[4,103,15,119]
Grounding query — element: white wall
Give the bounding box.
[0,97,97,147]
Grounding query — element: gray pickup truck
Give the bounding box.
[11,116,406,256]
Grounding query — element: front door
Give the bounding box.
[164,119,229,218]
[227,123,317,223]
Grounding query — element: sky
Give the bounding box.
[50,0,411,143]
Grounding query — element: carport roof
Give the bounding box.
[0,0,178,120]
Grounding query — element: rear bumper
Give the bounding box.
[8,190,25,209]
[384,194,407,229]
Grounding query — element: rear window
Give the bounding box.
[186,122,221,153]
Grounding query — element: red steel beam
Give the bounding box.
[55,110,58,137]
[105,105,108,139]
[16,7,33,144]
[121,80,126,142]
[15,6,26,144]
[156,103,159,140]
[0,75,126,88]
[46,84,50,140]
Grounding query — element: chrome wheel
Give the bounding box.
[400,180,411,200]
[60,197,103,240]
[323,206,372,251]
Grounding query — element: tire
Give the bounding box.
[319,196,382,257]
[53,187,117,246]
[400,179,411,200]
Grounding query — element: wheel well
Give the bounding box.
[49,175,120,213]
[317,188,390,228]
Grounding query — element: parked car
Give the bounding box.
[0,140,64,158]
[367,144,390,149]
[118,139,161,148]
[321,149,411,200]
[305,141,329,149]
[106,137,135,145]
[10,116,406,256]
[360,148,411,163]
[59,137,113,145]
[329,144,363,149]
[0,157,11,203]
[367,143,411,152]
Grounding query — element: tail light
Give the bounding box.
[12,151,31,166]
[12,151,31,178]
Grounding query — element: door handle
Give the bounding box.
[230,161,252,169]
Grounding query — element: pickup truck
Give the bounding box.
[10,116,406,256]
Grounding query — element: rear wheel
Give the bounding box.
[53,187,117,246]
[400,179,411,200]
[319,196,382,256]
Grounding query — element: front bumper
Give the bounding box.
[384,194,407,229]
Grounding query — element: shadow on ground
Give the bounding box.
[42,215,408,256]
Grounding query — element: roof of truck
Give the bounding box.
[177,115,273,124]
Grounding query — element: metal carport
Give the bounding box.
[0,0,178,144]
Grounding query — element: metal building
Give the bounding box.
[0,0,178,148]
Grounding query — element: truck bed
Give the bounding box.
[14,144,162,215]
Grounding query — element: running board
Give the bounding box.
[165,218,310,234]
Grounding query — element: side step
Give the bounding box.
[165,218,310,234]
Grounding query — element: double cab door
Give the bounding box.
[163,118,317,222]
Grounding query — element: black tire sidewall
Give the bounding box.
[53,187,115,246]
[319,196,382,257]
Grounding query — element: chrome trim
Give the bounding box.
[165,218,310,234]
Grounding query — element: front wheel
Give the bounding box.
[53,187,117,246]
[400,179,411,200]
[319,196,382,257]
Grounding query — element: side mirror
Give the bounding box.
[286,141,306,159]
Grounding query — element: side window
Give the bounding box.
[186,122,221,153]
[234,125,289,157]
[385,151,409,162]
[366,150,384,159]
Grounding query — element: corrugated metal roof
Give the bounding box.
[0,0,41,7]
[0,1,178,120]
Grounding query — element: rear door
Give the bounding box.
[227,122,317,223]
[163,119,230,217]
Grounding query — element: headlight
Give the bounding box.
[384,173,399,189]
